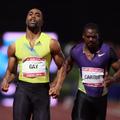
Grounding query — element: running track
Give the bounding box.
[0,101,120,120]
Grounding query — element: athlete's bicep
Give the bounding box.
[109,47,119,71]
[111,59,120,71]
[7,43,17,73]
[50,39,65,69]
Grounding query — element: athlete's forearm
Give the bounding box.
[112,69,120,83]
[3,70,16,83]
[55,63,67,88]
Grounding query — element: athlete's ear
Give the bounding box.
[82,35,85,39]
[97,34,99,39]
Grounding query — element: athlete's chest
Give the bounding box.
[72,46,110,68]
[17,41,50,59]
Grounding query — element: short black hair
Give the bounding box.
[83,23,100,34]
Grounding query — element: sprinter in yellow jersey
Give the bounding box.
[1,8,65,120]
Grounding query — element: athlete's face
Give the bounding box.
[82,28,99,48]
[26,8,43,29]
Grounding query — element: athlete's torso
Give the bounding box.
[71,42,116,97]
[15,32,51,83]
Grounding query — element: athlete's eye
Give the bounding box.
[86,36,97,39]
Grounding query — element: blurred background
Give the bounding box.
[1,0,120,120]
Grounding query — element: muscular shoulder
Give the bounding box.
[50,39,61,54]
[102,43,118,63]
[7,43,16,57]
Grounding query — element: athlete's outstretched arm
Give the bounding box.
[1,43,17,92]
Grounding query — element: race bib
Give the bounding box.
[22,57,46,78]
[82,67,104,87]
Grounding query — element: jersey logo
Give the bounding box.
[98,53,105,57]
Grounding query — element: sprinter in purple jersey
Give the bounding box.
[64,23,120,120]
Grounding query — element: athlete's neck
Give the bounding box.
[84,44,99,54]
[26,28,41,41]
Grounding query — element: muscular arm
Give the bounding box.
[49,39,65,98]
[1,43,17,92]
[50,39,65,68]
[111,59,120,82]
[104,47,120,87]
[104,59,120,87]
